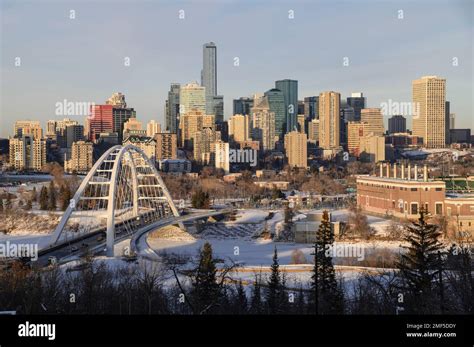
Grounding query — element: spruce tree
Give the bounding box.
[48,181,56,211]
[311,210,342,314]
[397,208,444,313]
[61,185,72,211]
[250,274,263,314]
[31,187,37,202]
[39,186,48,210]
[191,242,221,314]
[266,247,283,314]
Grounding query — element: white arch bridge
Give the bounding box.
[39,145,228,262]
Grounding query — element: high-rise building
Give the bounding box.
[388,115,407,134]
[9,136,46,171]
[319,91,341,150]
[14,121,43,140]
[228,114,251,143]
[297,114,305,134]
[412,76,446,148]
[65,124,85,148]
[123,136,157,163]
[112,107,136,143]
[445,101,450,145]
[88,105,114,142]
[146,120,162,137]
[64,141,93,173]
[298,101,305,116]
[284,131,307,168]
[123,118,145,140]
[361,108,384,136]
[180,82,206,115]
[202,42,217,99]
[304,96,319,120]
[449,113,455,130]
[264,89,286,139]
[179,111,215,148]
[308,119,319,144]
[106,92,127,108]
[252,96,276,151]
[233,97,253,116]
[194,128,221,163]
[347,121,367,156]
[346,92,366,121]
[154,133,177,160]
[165,83,180,133]
[211,95,224,123]
[213,141,230,173]
[275,79,298,132]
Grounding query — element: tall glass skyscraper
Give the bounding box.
[166,83,180,133]
[201,42,219,116]
[275,79,298,133]
[264,88,286,139]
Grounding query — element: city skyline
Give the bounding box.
[1,0,473,138]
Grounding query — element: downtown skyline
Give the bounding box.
[1,0,473,138]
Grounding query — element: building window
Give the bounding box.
[411,188,417,191]
[435,203,443,215]
[411,203,418,215]
[435,188,442,191]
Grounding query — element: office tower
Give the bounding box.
[361,108,384,136]
[412,76,446,148]
[216,121,228,142]
[304,96,319,120]
[9,136,46,171]
[298,101,305,116]
[166,83,180,133]
[251,96,276,151]
[275,79,298,132]
[264,88,285,138]
[284,131,308,168]
[64,141,93,173]
[179,111,215,148]
[308,119,319,144]
[112,106,136,143]
[202,42,217,100]
[449,113,455,129]
[106,92,127,108]
[146,120,161,137]
[319,91,341,150]
[14,121,43,140]
[233,97,254,115]
[180,82,206,115]
[346,92,366,121]
[213,141,230,173]
[449,129,471,144]
[88,105,114,141]
[194,128,221,163]
[297,114,305,133]
[123,136,157,163]
[360,135,385,162]
[347,121,366,156]
[123,118,145,139]
[65,124,85,148]
[154,133,177,160]
[211,95,224,123]
[388,115,407,134]
[46,120,57,138]
[445,101,450,145]
[228,114,250,143]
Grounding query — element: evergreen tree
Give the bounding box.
[234,280,248,314]
[39,186,48,210]
[396,208,444,314]
[311,210,342,314]
[31,187,37,202]
[48,181,56,211]
[250,274,263,314]
[191,242,221,314]
[191,189,210,209]
[61,185,72,211]
[266,247,283,313]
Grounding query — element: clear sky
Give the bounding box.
[1,0,472,137]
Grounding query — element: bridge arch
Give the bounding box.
[51,145,179,256]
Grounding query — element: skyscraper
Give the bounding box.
[233,97,254,116]
[412,76,446,148]
[284,131,307,169]
[9,136,46,171]
[202,42,217,99]
[445,101,450,145]
[361,108,384,136]
[146,120,162,137]
[179,111,215,148]
[213,141,230,174]
[388,115,407,134]
[346,92,366,121]
[179,82,206,115]
[319,91,341,150]
[275,79,298,132]
[304,96,318,120]
[166,83,180,133]
[264,88,286,139]
[88,104,114,142]
[14,121,43,140]
[228,114,250,143]
[251,96,276,151]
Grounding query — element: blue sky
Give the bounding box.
[1,0,472,137]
